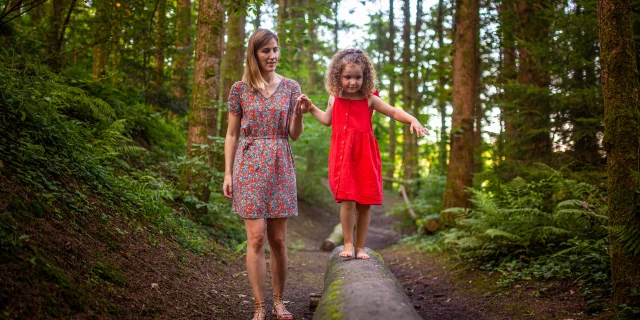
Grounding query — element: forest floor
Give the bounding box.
[2,185,614,319]
[219,192,614,320]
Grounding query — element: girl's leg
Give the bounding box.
[244,218,267,319]
[266,218,293,319]
[354,203,371,259]
[339,201,356,257]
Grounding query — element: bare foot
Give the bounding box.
[339,244,354,258]
[355,248,370,260]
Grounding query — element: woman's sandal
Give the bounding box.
[272,293,294,319]
[252,301,266,320]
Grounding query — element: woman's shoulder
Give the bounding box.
[281,77,300,88]
[232,81,248,91]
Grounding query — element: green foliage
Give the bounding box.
[408,167,611,293]
[0,38,243,256]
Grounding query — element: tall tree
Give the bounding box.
[498,0,518,161]
[409,0,424,184]
[183,0,225,203]
[254,2,261,30]
[220,9,246,140]
[91,0,110,82]
[401,0,414,193]
[514,0,551,162]
[473,11,482,173]
[153,0,167,90]
[384,0,397,189]
[306,0,319,173]
[597,0,640,304]
[435,0,449,173]
[46,0,77,68]
[171,0,192,108]
[441,0,479,220]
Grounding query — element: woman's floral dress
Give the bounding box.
[228,79,300,219]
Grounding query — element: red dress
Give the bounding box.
[328,95,383,205]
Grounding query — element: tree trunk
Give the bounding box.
[474,39,482,173]
[333,0,339,52]
[306,0,319,173]
[401,0,414,195]
[385,0,397,190]
[153,0,167,90]
[441,0,479,221]
[47,0,76,68]
[254,2,261,30]
[436,0,449,173]
[91,1,109,82]
[597,0,640,305]
[571,3,602,166]
[277,0,289,59]
[171,0,192,106]
[499,0,518,162]
[219,9,246,170]
[515,0,551,162]
[183,0,225,204]
[411,0,424,186]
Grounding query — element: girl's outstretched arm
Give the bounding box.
[370,95,428,137]
[303,95,334,127]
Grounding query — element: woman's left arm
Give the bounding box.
[370,95,428,137]
[288,82,304,140]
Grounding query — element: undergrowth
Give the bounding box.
[0,35,244,255]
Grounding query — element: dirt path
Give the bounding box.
[227,193,602,320]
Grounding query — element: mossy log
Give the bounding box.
[320,223,343,252]
[313,246,421,320]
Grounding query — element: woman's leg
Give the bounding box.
[354,203,371,259]
[266,218,289,296]
[245,218,267,313]
[339,201,356,257]
[266,218,293,318]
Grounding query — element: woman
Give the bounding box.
[223,29,303,320]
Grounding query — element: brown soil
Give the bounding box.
[2,180,614,320]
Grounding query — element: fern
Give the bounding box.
[608,226,640,257]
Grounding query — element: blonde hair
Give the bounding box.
[242,29,279,91]
[325,49,377,97]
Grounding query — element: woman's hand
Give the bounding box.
[223,174,233,199]
[410,119,429,137]
[296,94,312,114]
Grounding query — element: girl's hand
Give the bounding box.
[297,94,312,113]
[410,120,429,137]
[223,174,233,199]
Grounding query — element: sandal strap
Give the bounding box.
[272,294,293,316]
[254,300,266,311]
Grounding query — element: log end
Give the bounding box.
[320,239,336,252]
[424,219,439,233]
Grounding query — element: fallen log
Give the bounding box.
[313,246,421,320]
[320,223,343,252]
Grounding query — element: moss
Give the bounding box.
[92,261,125,286]
[318,279,344,320]
[368,250,384,263]
[36,255,85,312]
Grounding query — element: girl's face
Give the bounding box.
[256,38,279,73]
[340,63,364,94]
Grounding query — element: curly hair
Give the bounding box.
[325,49,377,97]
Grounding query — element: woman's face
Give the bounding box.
[256,38,279,73]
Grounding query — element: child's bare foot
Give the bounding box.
[355,248,370,260]
[339,244,354,258]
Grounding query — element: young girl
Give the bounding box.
[299,48,428,259]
